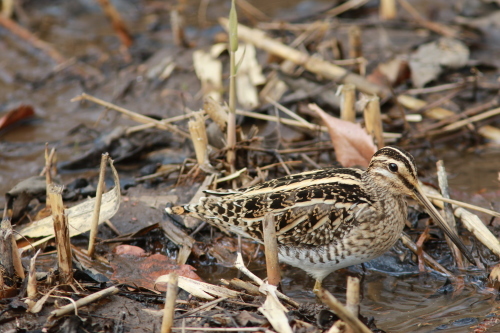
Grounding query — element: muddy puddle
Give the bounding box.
[1,0,500,332]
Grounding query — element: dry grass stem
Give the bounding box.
[424,195,500,219]
[0,15,66,64]
[263,213,281,286]
[71,93,190,138]
[161,273,179,333]
[398,94,500,141]
[237,109,327,132]
[48,184,73,284]
[380,0,397,20]
[265,97,310,125]
[348,26,363,74]
[215,167,247,183]
[219,18,389,97]
[400,233,454,277]
[26,249,41,302]
[396,0,459,38]
[325,0,370,17]
[96,0,133,48]
[188,112,210,168]
[234,253,299,308]
[49,286,119,318]
[423,185,500,258]
[316,288,372,333]
[436,161,464,269]
[160,219,195,266]
[171,9,187,47]
[339,84,356,122]
[346,276,360,319]
[204,97,228,131]
[362,95,385,149]
[88,153,109,258]
[1,218,24,281]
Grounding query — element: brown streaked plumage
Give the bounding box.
[166,146,473,290]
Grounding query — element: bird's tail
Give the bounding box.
[165,205,189,215]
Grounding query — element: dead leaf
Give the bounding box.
[409,38,469,88]
[309,103,376,168]
[16,160,121,249]
[110,253,201,291]
[0,105,35,130]
[367,57,410,87]
[113,245,147,257]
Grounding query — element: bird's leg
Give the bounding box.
[313,279,322,293]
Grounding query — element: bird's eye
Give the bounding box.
[388,163,398,172]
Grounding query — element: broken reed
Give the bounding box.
[161,273,179,333]
[0,218,25,284]
[380,0,397,20]
[226,0,239,173]
[263,213,281,286]
[339,84,356,122]
[48,183,73,284]
[188,112,209,167]
[362,95,385,149]
[88,153,109,258]
[316,286,371,333]
[436,161,465,269]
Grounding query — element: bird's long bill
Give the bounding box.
[413,185,474,263]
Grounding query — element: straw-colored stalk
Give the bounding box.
[204,96,228,131]
[48,184,73,284]
[1,218,25,281]
[436,161,465,269]
[263,213,281,286]
[188,112,209,167]
[226,0,239,172]
[339,84,356,122]
[380,0,397,20]
[362,95,385,149]
[161,273,179,333]
[88,153,109,258]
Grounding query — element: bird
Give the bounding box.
[166,146,473,291]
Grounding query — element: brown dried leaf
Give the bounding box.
[309,103,376,168]
[0,105,35,130]
[110,253,201,291]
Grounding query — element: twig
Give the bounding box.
[234,253,299,308]
[316,288,372,333]
[380,0,397,20]
[421,98,499,132]
[325,0,369,17]
[345,276,360,319]
[429,107,500,135]
[71,93,190,139]
[339,84,356,122]
[400,233,454,278]
[424,194,500,219]
[95,0,133,48]
[161,273,178,333]
[397,0,459,38]
[219,18,389,97]
[436,161,464,269]
[263,213,281,286]
[0,14,66,64]
[48,184,72,284]
[226,0,239,174]
[88,153,109,258]
[362,95,384,149]
[49,286,119,318]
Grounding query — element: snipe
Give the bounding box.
[166,146,473,290]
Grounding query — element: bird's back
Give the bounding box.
[172,167,384,248]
